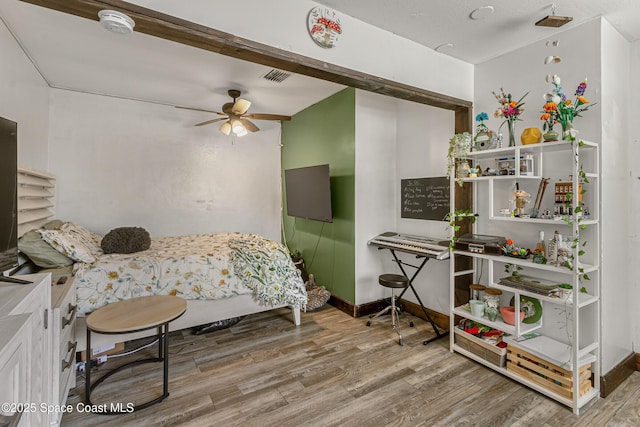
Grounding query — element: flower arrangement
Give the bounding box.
[473,112,493,150]
[492,89,528,129]
[475,112,489,131]
[543,75,595,138]
[540,101,558,132]
[493,89,528,146]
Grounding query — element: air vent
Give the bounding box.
[261,69,291,83]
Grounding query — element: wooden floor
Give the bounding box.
[62,305,640,426]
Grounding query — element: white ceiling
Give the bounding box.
[315,0,640,64]
[0,1,345,129]
[1,0,639,122]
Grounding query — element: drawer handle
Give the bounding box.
[62,341,77,372]
[62,303,77,328]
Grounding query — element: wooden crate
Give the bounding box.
[454,328,506,367]
[506,344,592,399]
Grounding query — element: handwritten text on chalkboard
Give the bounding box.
[401,177,450,221]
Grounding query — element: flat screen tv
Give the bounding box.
[284,164,333,223]
[0,116,18,273]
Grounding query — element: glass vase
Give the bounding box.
[507,120,516,147]
[561,121,577,141]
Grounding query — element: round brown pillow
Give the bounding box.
[101,227,151,254]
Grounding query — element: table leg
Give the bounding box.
[163,322,169,396]
[85,325,91,404]
[389,250,449,345]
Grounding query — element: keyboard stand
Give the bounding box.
[381,248,449,345]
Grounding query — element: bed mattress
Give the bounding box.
[73,232,307,316]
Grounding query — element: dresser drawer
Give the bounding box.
[50,274,77,418]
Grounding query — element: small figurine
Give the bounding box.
[512,188,531,217]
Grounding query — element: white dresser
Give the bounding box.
[0,273,52,426]
[49,274,77,427]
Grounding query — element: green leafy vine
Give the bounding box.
[446,209,478,249]
[560,137,590,287]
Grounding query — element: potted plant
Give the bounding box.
[447,132,473,186]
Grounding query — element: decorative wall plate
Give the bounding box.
[510,295,543,324]
[307,6,342,48]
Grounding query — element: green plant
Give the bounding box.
[560,138,591,287]
[447,132,473,187]
[504,263,522,277]
[446,209,478,249]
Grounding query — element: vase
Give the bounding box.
[543,130,559,142]
[507,120,516,147]
[562,122,577,141]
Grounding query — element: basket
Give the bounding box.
[454,328,506,367]
[506,344,592,399]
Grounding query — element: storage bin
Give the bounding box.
[454,328,506,367]
[506,343,592,399]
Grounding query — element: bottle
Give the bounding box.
[547,230,559,265]
[535,231,546,257]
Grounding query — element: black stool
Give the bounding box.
[367,274,414,345]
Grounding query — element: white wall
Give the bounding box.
[0,17,49,169]
[129,0,473,103]
[631,39,640,354]
[354,90,454,311]
[476,19,633,373]
[600,19,632,370]
[48,89,283,240]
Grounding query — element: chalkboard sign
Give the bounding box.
[401,177,450,221]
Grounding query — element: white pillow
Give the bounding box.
[39,222,103,263]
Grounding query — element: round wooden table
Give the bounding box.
[85,295,187,414]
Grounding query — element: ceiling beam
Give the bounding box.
[19,0,472,115]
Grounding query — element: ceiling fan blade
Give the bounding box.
[240,118,260,132]
[244,113,291,121]
[194,117,228,126]
[176,106,225,115]
[231,98,251,115]
[219,121,232,135]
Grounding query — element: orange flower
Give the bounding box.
[543,102,557,112]
[577,96,590,104]
[540,113,550,121]
[506,238,514,245]
[509,101,517,108]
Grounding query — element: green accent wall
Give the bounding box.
[281,88,355,303]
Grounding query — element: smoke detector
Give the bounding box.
[98,10,135,34]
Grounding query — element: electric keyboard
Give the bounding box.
[367,232,450,260]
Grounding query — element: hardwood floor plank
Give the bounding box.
[62,306,640,426]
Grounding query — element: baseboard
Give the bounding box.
[600,352,637,398]
[328,295,449,332]
[327,294,357,317]
[636,353,640,372]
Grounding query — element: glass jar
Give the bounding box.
[469,284,486,301]
[483,288,502,322]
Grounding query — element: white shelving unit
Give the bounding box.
[448,139,600,414]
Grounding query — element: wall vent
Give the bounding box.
[261,69,291,83]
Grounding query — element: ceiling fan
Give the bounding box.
[176,89,291,136]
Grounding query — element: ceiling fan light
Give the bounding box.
[231,119,245,134]
[219,121,232,135]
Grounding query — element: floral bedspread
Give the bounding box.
[73,232,307,316]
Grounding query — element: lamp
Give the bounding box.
[219,121,231,136]
[219,119,247,137]
[231,119,245,135]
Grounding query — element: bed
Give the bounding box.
[20,221,307,352]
